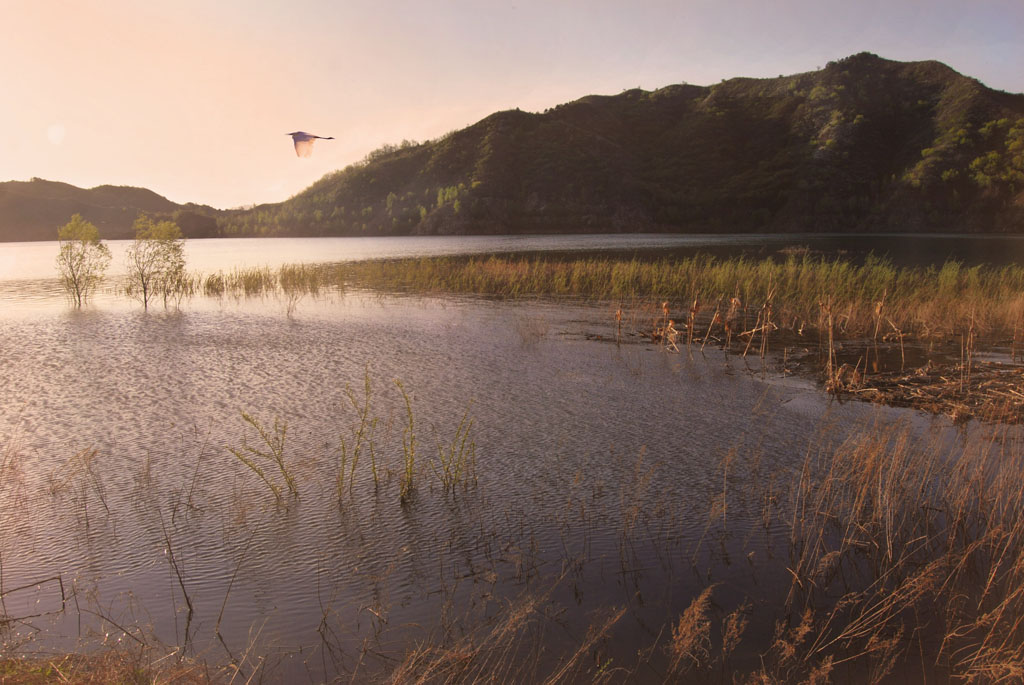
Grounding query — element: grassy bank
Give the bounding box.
[0,650,211,684]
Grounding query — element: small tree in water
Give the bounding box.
[124,215,186,309]
[55,214,111,307]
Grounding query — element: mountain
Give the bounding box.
[222,53,1024,237]
[0,179,220,241]
[2,53,1023,242]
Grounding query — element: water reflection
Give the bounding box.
[0,288,948,680]
[6,232,1024,284]
[1,233,1006,680]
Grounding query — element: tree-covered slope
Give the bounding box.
[222,53,1024,237]
[0,179,220,241]
[3,53,1022,242]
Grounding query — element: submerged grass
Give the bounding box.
[337,370,379,497]
[396,379,416,504]
[227,412,296,501]
[431,404,477,492]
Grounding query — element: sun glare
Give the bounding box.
[47,123,66,145]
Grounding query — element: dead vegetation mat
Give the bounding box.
[837,360,1024,423]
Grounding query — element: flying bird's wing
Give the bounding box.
[288,131,332,157]
[293,137,315,157]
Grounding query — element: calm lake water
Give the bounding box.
[0,234,992,681]
[7,232,1024,282]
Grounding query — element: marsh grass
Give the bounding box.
[204,372,1024,682]
[388,582,626,684]
[100,252,1024,358]
[0,649,214,684]
[376,410,1024,683]
[708,409,1024,682]
[431,405,477,492]
[338,254,1024,341]
[225,375,478,509]
[338,370,380,497]
[205,267,276,298]
[396,380,416,503]
[200,263,345,303]
[227,412,296,501]
[666,585,715,678]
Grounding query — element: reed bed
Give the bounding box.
[339,254,1024,340]
[379,412,1024,683]
[202,266,277,297]
[143,255,1024,343]
[200,263,345,299]
[743,409,1024,682]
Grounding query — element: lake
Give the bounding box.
[0,234,999,681]
[8,231,1024,281]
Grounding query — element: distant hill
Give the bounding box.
[222,53,1024,237]
[0,179,220,241]
[2,53,1022,242]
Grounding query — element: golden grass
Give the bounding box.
[666,586,715,678]
[338,254,1024,340]
[738,408,1024,682]
[388,593,626,685]
[380,410,1024,683]
[0,650,214,684]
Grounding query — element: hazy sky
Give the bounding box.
[1,0,1021,209]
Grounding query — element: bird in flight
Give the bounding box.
[287,131,334,157]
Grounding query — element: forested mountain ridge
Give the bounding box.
[3,53,1022,242]
[0,178,219,241]
[222,53,1024,237]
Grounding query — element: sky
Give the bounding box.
[1,0,1022,209]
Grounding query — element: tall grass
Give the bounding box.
[204,267,276,297]
[339,254,1024,339]
[388,584,626,684]
[153,255,1024,342]
[379,410,1024,682]
[201,263,344,300]
[729,408,1024,681]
